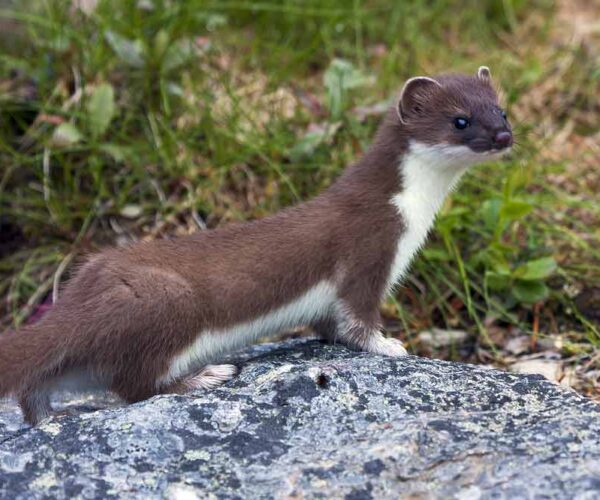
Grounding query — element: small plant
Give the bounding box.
[476,169,557,307]
[323,58,373,120]
[413,162,560,335]
[51,82,116,147]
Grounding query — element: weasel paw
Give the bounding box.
[367,335,408,357]
[184,364,238,391]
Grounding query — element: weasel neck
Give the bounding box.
[386,141,470,290]
[325,112,409,200]
[396,141,470,213]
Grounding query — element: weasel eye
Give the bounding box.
[453,117,470,130]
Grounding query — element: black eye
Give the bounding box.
[501,110,507,120]
[453,117,469,130]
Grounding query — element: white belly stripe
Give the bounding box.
[161,280,336,383]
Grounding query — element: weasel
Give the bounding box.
[0,67,512,425]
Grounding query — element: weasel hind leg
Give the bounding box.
[18,387,53,426]
[164,364,238,395]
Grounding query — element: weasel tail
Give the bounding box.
[0,315,66,396]
[0,308,72,423]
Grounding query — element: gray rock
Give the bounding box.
[1,338,600,499]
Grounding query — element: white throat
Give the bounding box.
[387,141,485,291]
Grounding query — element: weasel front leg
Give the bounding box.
[361,329,408,357]
[335,309,407,357]
[315,282,408,357]
[314,309,407,357]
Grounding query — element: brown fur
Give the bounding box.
[0,69,511,424]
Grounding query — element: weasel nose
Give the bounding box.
[493,131,513,148]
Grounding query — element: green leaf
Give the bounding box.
[499,200,533,221]
[167,83,184,97]
[35,34,70,53]
[490,257,511,276]
[154,30,170,56]
[105,31,145,68]
[512,280,549,303]
[87,83,115,138]
[289,122,341,162]
[482,198,502,230]
[490,241,517,255]
[422,248,450,262]
[50,123,82,147]
[162,39,196,73]
[289,130,325,161]
[437,206,471,232]
[513,257,557,281]
[100,144,129,162]
[324,59,373,120]
[485,271,511,291]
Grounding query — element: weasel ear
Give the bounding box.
[397,76,441,124]
[477,66,492,83]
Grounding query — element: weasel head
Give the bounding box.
[397,66,512,168]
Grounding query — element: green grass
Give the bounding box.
[1,0,599,366]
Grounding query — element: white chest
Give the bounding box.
[387,142,470,291]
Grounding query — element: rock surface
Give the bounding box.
[1,339,600,499]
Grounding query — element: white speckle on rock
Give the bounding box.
[254,364,294,386]
[0,451,32,473]
[211,401,243,432]
[39,421,62,436]
[457,485,482,500]
[31,471,58,491]
[184,449,210,461]
[166,483,202,500]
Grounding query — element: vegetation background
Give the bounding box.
[0,0,598,396]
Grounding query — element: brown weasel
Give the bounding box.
[0,67,512,425]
